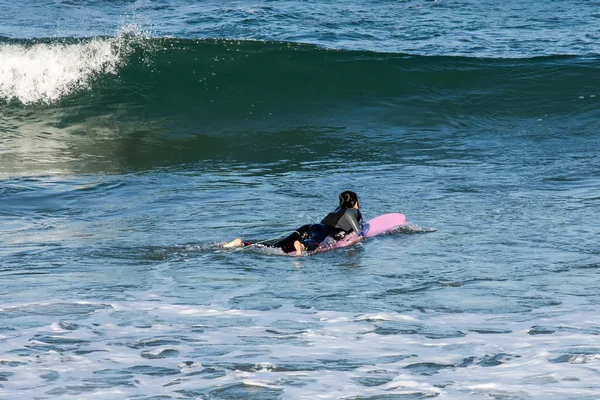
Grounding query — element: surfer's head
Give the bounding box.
[339,191,359,209]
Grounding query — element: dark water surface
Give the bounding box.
[1,1,600,398]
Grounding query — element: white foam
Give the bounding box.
[357,312,418,322]
[2,297,600,399]
[241,379,282,389]
[0,35,132,105]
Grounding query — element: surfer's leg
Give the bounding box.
[223,238,244,248]
[293,240,305,256]
[274,224,310,254]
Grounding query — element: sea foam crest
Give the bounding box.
[0,35,132,105]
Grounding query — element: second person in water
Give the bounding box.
[223,190,363,256]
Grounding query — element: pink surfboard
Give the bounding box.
[302,213,407,255]
[362,213,407,237]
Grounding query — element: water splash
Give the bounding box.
[0,32,140,105]
[395,223,437,234]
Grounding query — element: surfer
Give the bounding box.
[223,191,363,256]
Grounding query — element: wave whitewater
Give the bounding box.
[0,35,137,105]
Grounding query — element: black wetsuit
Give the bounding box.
[320,207,363,239]
[262,207,363,253]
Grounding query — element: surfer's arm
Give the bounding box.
[343,209,363,236]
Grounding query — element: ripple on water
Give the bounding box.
[185,367,228,380]
[404,362,455,376]
[95,365,181,377]
[372,321,466,339]
[353,370,396,387]
[0,302,111,318]
[127,338,182,349]
[0,372,14,381]
[140,349,180,359]
[549,347,600,364]
[207,382,283,400]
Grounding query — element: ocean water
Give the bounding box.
[1,1,600,399]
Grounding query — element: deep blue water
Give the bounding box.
[1,1,600,399]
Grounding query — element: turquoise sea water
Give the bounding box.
[1,1,600,399]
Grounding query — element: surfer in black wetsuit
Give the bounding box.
[223,191,363,256]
